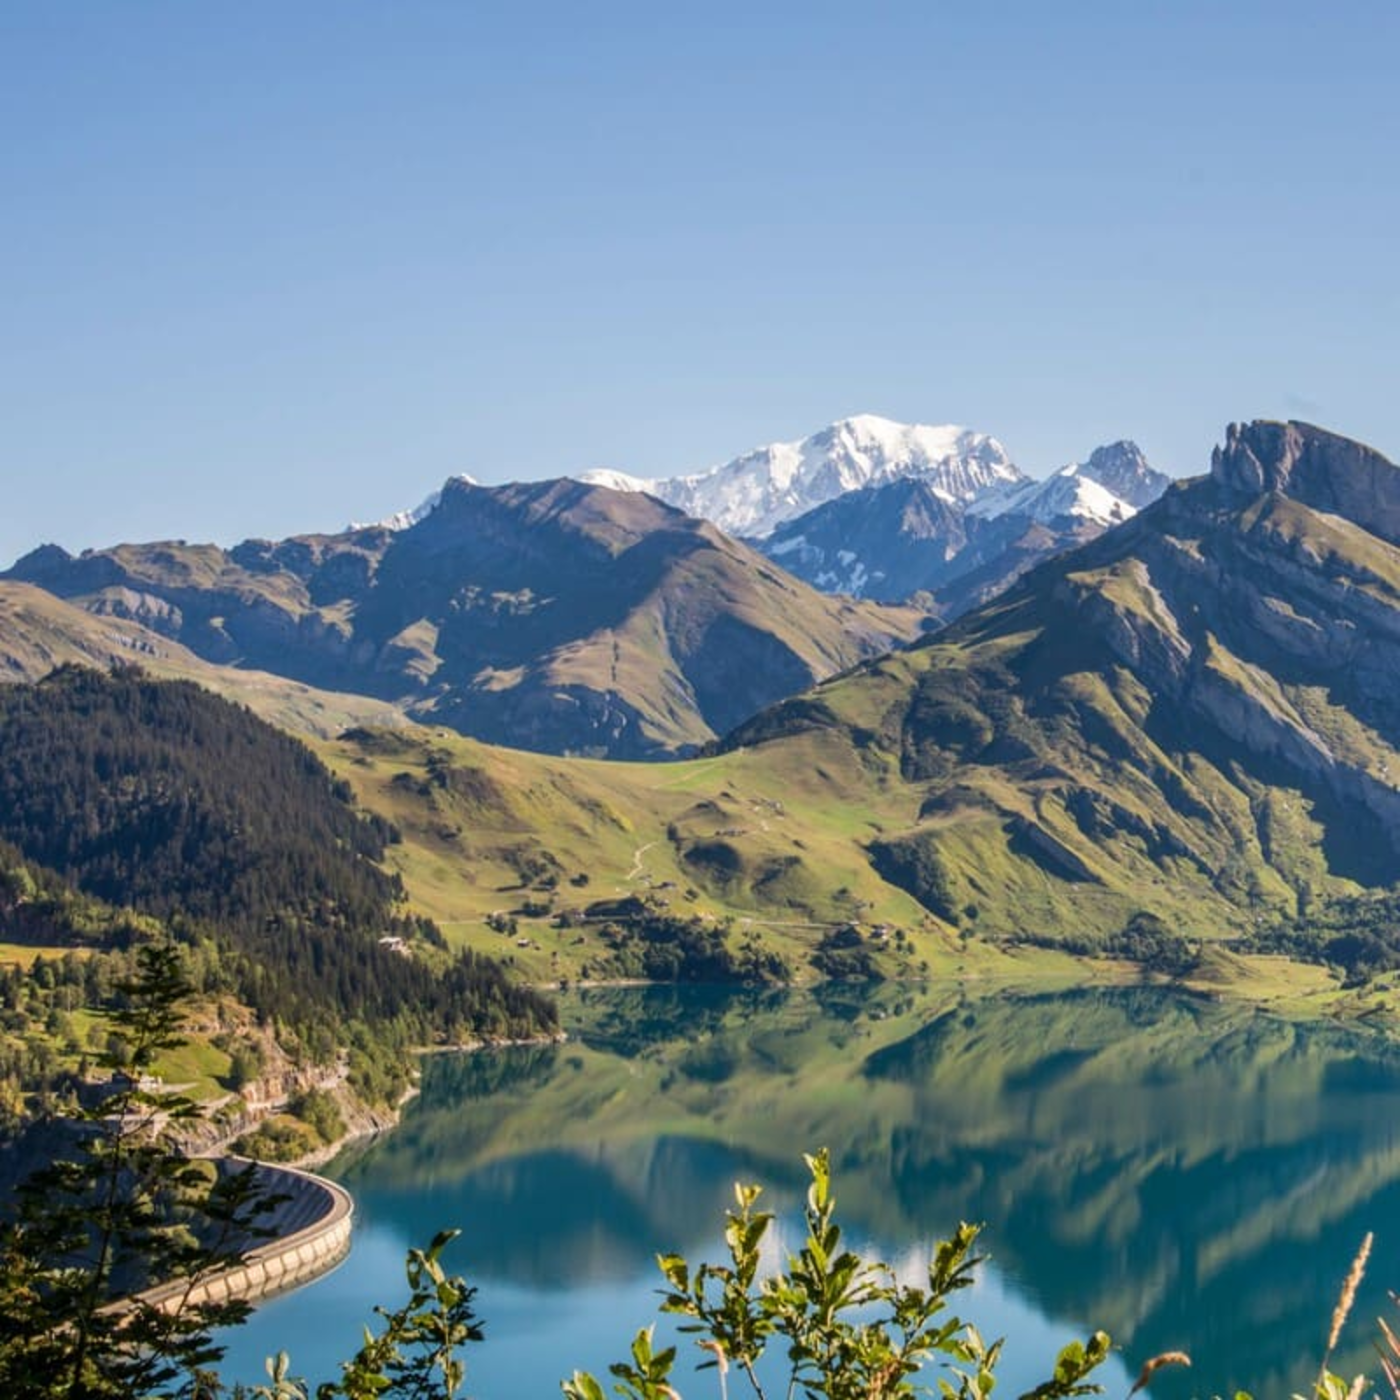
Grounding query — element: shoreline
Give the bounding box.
[175,1032,569,1311]
[170,962,1381,1316]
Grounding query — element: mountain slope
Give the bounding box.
[718,421,1400,942]
[760,439,1168,609]
[0,666,558,1049]
[0,580,405,739]
[272,422,1400,993]
[580,414,1023,538]
[4,479,923,759]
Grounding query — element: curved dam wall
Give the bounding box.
[136,1159,354,1314]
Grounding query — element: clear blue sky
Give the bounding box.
[2,1,1397,565]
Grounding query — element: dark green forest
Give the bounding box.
[0,667,557,1113]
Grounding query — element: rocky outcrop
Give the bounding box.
[1213,420,1400,545]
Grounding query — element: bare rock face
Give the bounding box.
[1213,420,1400,545]
[1080,441,1171,508]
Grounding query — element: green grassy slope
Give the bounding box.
[311,423,1400,1001]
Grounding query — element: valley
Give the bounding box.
[7,9,1394,1393]
[5,416,1400,1398]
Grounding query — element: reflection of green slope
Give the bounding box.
[568,984,795,1057]
[862,989,1400,1399]
[332,986,1400,1399]
[351,1142,769,1287]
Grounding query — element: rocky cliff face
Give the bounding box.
[725,420,1400,936]
[1212,419,1400,544]
[1047,422,1400,871]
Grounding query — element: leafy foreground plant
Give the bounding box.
[562,1148,1110,1400]
[253,1230,483,1400]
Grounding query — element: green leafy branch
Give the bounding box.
[564,1148,1111,1400]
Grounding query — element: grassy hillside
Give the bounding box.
[323,722,955,983]
[316,718,1339,1009]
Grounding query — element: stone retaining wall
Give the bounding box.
[132,1160,354,1316]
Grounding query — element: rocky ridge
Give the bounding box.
[2,477,923,759]
[724,420,1400,939]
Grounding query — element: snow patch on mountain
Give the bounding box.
[966,441,1169,529]
[580,414,1023,538]
[574,468,654,494]
[969,464,1135,528]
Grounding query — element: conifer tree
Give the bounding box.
[0,943,278,1398]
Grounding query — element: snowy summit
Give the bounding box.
[579,414,1023,538]
[968,442,1171,528]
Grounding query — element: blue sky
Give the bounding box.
[2,1,1396,565]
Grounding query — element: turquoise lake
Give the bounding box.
[220,984,1400,1398]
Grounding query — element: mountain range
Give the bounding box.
[579,414,1024,537]
[719,419,1400,939]
[581,415,1171,608]
[2,477,922,759]
[0,414,1174,759]
[208,416,1398,1002]
[760,440,1169,608]
[4,414,1400,976]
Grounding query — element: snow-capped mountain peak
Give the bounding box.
[580,414,1023,538]
[575,468,654,495]
[1078,440,1172,508]
[968,463,1135,529]
[967,440,1166,529]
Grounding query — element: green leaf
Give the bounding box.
[561,1373,608,1400]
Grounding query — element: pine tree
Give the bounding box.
[0,943,280,1398]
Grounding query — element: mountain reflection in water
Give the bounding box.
[225,984,1400,1399]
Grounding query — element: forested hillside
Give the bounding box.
[0,667,557,1109]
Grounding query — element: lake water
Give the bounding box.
[220,984,1400,1398]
